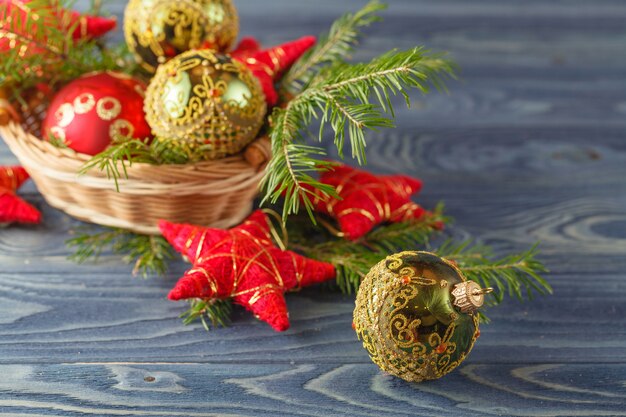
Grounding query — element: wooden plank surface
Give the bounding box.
[1,0,626,416]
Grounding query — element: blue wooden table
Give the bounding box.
[2,1,626,416]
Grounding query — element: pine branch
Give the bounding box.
[180,299,233,330]
[440,242,552,305]
[0,1,129,88]
[78,138,194,191]
[286,202,550,316]
[281,0,386,95]
[66,227,174,278]
[289,206,449,294]
[263,48,455,220]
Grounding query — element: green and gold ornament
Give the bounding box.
[144,49,267,160]
[124,0,239,73]
[353,251,492,382]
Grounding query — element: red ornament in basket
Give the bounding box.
[41,71,151,155]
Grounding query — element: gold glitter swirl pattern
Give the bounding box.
[124,0,239,73]
[354,251,481,382]
[144,49,267,160]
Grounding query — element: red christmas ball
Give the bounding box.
[42,71,151,155]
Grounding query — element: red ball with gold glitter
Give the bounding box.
[42,71,151,155]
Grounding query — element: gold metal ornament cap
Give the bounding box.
[451,281,492,314]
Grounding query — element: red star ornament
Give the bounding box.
[232,36,316,107]
[160,210,336,332]
[0,166,41,225]
[308,164,436,241]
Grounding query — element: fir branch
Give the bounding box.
[180,299,233,330]
[0,0,128,88]
[281,0,386,94]
[78,139,154,191]
[79,138,211,190]
[289,206,449,294]
[441,242,552,305]
[262,48,455,220]
[66,227,174,278]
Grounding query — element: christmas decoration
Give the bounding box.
[0,165,41,225]
[160,210,337,331]
[0,0,117,55]
[231,37,261,57]
[305,164,437,240]
[0,0,552,340]
[144,49,267,160]
[124,0,239,73]
[353,251,491,382]
[232,36,317,106]
[42,71,151,155]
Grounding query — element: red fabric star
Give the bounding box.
[0,166,41,225]
[232,36,316,106]
[160,210,336,332]
[308,164,436,240]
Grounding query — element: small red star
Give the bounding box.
[160,210,336,332]
[309,164,436,240]
[232,36,316,106]
[0,166,41,225]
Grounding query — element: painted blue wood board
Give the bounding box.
[1,0,626,415]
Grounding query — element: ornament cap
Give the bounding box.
[451,281,492,313]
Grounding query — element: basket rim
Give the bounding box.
[0,121,271,193]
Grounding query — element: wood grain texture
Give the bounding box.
[1,0,626,415]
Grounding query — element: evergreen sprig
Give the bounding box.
[281,0,387,95]
[0,0,127,89]
[67,227,174,278]
[180,299,233,330]
[284,203,550,318]
[288,206,449,294]
[439,241,552,305]
[262,47,455,219]
[78,137,216,190]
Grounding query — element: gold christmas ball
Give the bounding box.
[353,251,486,382]
[144,49,267,160]
[124,0,239,73]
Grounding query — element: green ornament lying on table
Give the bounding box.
[354,251,493,382]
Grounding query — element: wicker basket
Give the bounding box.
[0,118,271,235]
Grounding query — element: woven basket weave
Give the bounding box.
[0,118,271,235]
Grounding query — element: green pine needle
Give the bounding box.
[281,0,387,95]
[180,299,233,330]
[289,205,449,294]
[286,203,550,322]
[78,138,198,191]
[0,0,129,89]
[66,227,174,278]
[262,46,456,220]
[440,242,552,305]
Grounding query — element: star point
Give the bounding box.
[0,166,41,225]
